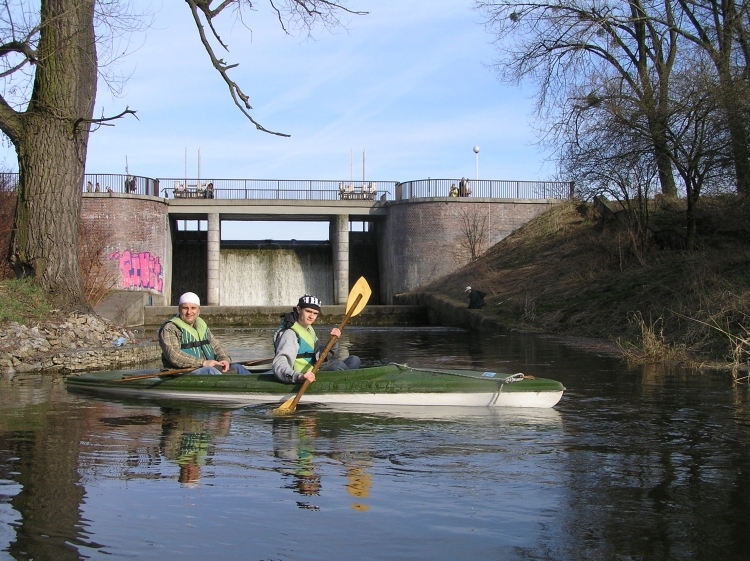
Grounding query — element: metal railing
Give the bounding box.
[159,178,395,201]
[396,179,574,200]
[0,173,573,201]
[0,172,18,191]
[83,174,160,196]
[1,173,159,196]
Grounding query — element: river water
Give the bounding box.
[1,327,749,560]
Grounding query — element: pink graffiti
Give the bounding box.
[108,250,164,292]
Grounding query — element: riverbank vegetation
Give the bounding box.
[0,280,53,324]
[466,1,750,379]
[424,195,750,377]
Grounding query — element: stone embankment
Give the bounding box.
[0,311,160,376]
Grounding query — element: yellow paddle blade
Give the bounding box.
[274,395,296,413]
[346,277,372,317]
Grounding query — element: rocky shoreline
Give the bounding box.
[0,311,160,376]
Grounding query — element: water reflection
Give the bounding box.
[269,413,377,512]
[344,462,372,511]
[2,328,750,560]
[272,416,322,507]
[160,408,232,486]
[0,377,90,561]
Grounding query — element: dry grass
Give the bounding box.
[618,312,687,364]
[78,220,120,307]
[421,196,750,371]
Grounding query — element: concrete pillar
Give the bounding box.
[332,214,349,304]
[207,213,220,305]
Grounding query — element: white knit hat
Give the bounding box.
[465,286,472,293]
[179,292,201,306]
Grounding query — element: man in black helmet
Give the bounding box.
[272,294,361,384]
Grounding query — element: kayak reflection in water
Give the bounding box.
[273,417,321,508]
[160,408,232,486]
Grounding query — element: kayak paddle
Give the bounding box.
[114,356,274,382]
[273,276,372,414]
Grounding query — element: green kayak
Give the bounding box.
[65,363,565,408]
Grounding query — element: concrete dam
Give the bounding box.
[79,176,570,309]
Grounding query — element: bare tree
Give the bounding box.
[0,0,364,309]
[559,106,660,254]
[456,205,488,261]
[77,218,120,307]
[477,0,750,198]
[666,0,750,194]
[666,59,735,245]
[476,0,680,197]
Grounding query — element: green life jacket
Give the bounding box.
[166,316,216,361]
[274,319,317,373]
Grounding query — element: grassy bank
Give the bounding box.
[0,279,54,324]
[422,195,750,375]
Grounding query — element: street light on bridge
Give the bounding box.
[473,146,480,180]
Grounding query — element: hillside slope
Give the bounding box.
[420,196,750,367]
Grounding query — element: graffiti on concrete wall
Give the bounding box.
[108,250,164,292]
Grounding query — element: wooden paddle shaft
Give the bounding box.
[116,357,273,382]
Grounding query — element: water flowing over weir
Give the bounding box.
[220,245,333,306]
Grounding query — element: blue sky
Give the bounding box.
[79,0,552,183]
[2,1,555,240]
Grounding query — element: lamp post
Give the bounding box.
[473,146,480,180]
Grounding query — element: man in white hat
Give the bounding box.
[159,292,249,374]
[271,294,360,384]
[465,286,486,309]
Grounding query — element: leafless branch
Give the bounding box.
[76,106,138,132]
[185,0,290,136]
[0,39,36,61]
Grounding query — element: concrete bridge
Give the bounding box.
[76,175,571,311]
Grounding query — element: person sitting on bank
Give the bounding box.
[465,286,486,309]
[272,294,361,384]
[159,292,250,375]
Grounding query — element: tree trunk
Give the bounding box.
[8,0,97,309]
[719,77,750,194]
[650,117,679,198]
[631,0,678,199]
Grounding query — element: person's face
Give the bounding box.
[179,303,200,325]
[297,306,319,328]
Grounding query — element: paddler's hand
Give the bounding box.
[203,359,230,372]
[302,372,316,383]
[330,327,341,338]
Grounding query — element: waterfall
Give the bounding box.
[220,247,333,306]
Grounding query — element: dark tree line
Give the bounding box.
[476,1,750,247]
